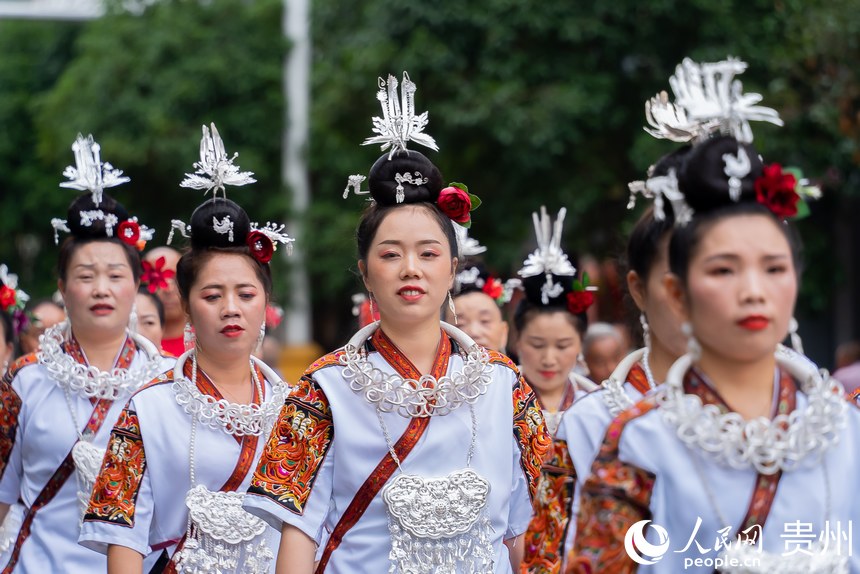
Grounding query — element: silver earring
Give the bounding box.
[128,302,138,335]
[183,322,195,351]
[257,323,266,349]
[789,317,804,355]
[448,290,457,325]
[681,321,701,358]
[640,313,651,349]
[368,292,378,322]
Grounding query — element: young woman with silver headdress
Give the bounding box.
[570,57,859,574]
[515,206,599,572]
[0,135,171,572]
[243,72,551,574]
[78,124,294,574]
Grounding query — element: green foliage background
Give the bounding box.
[0,0,858,357]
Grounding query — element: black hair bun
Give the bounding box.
[521,273,572,308]
[189,198,251,250]
[367,150,443,206]
[651,145,692,178]
[66,193,130,239]
[678,136,763,213]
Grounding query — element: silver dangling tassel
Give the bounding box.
[640,313,651,348]
[448,290,457,325]
[257,323,266,349]
[681,321,701,359]
[789,317,804,355]
[128,302,138,335]
[183,322,195,351]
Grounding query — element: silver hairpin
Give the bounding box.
[250,221,296,256]
[60,134,130,206]
[212,215,234,242]
[166,220,191,245]
[180,123,256,198]
[343,174,369,199]
[627,169,693,224]
[362,72,439,159]
[722,145,751,202]
[453,224,487,258]
[393,172,429,203]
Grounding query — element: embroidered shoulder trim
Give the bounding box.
[303,351,345,377]
[133,370,176,395]
[2,353,39,384]
[512,377,552,502]
[248,375,334,515]
[84,407,147,528]
[487,349,518,372]
[0,381,22,481]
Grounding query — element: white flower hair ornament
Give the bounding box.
[52,134,153,249]
[170,123,294,265]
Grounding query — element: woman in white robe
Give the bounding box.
[0,135,171,573]
[78,125,293,574]
[243,73,551,574]
[571,57,860,574]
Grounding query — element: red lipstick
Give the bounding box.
[737,315,769,331]
[220,324,245,338]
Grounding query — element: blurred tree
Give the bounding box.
[0,20,81,292]
[0,0,856,351]
[15,0,287,297]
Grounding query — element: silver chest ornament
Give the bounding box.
[173,485,273,574]
[382,469,494,573]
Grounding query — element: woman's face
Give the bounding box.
[361,206,456,329]
[674,214,797,364]
[186,253,267,361]
[517,311,582,397]
[135,293,163,348]
[629,234,687,358]
[59,241,138,342]
[446,291,509,351]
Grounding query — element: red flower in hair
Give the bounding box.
[0,286,15,311]
[141,256,176,294]
[482,277,504,300]
[566,290,594,315]
[117,220,141,247]
[755,164,799,219]
[437,186,472,224]
[247,231,274,264]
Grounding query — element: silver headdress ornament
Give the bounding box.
[180,123,256,198]
[454,224,487,258]
[518,207,576,305]
[629,57,783,222]
[362,72,439,158]
[250,221,295,255]
[60,134,130,206]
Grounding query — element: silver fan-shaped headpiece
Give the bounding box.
[60,134,130,206]
[361,72,439,159]
[630,57,783,222]
[180,123,256,198]
[518,207,576,305]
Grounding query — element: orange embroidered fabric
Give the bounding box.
[84,407,146,528]
[512,377,552,503]
[568,399,658,574]
[0,380,21,480]
[522,439,576,573]
[248,375,334,515]
[627,363,651,395]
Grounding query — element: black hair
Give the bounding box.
[0,311,13,347]
[668,202,804,284]
[668,136,803,283]
[57,193,142,282]
[137,287,165,327]
[176,198,272,304]
[356,150,457,268]
[513,300,587,340]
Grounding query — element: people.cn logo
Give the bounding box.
[624,519,671,565]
